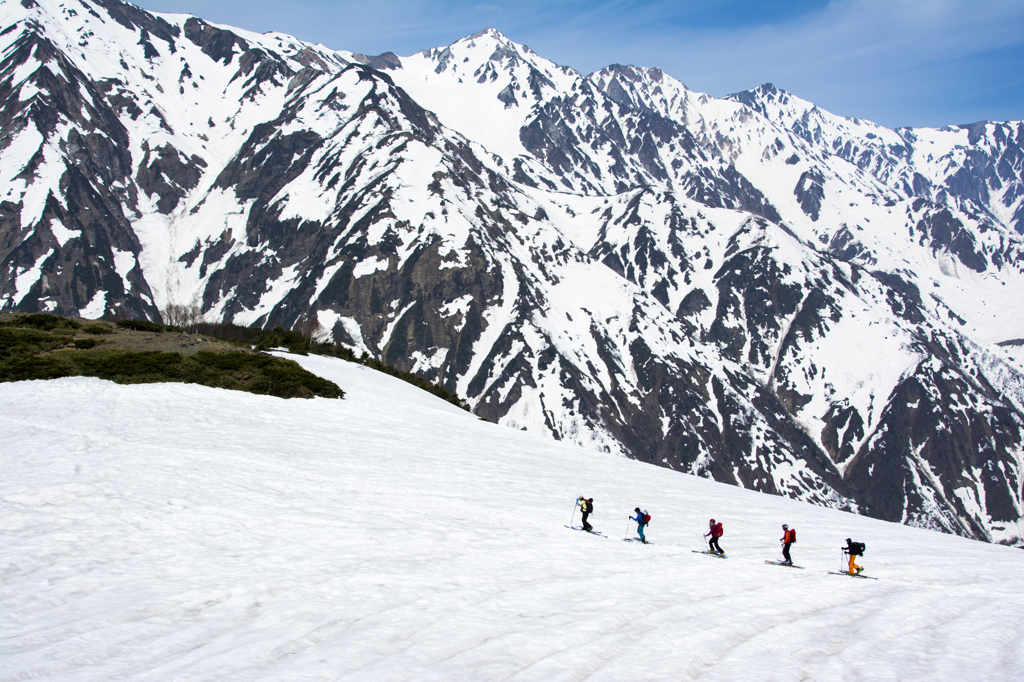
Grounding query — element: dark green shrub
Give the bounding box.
[72,350,185,381]
[82,324,114,335]
[1,354,78,381]
[116,319,165,333]
[193,322,264,346]
[192,350,269,372]
[0,347,342,399]
[0,327,73,360]
[0,314,344,400]
[255,357,344,399]
[1,314,80,331]
[253,327,312,355]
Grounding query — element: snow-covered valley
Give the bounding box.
[3,357,1022,680]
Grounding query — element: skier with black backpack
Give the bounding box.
[844,538,865,575]
[578,496,594,532]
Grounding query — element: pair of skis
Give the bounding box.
[566,525,652,543]
[764,559,804,569]
[564,524,606,538]
[766,560,878,578]
[826,570,878,580]
[767,561,878,578]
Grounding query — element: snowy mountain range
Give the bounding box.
[2,0,1023,543]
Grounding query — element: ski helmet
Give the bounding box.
[782,524,789,530]
[709,518,715,524]
[635,507,641,513]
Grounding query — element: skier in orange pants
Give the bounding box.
[844,538,864,574]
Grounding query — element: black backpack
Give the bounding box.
[850,541,866,555]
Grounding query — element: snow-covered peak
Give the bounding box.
[356,27,581,161]
[416,27,556,74]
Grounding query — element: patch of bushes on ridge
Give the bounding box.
[116,319,168,333]
[0,315,342,399]
[194,322,315,355]
[1,317,76,360]
[4,312,467,408]
[2,348,342,399]
[5,314,80,332]
[193,320,471,411]
[358,355,470,411]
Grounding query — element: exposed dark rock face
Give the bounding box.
[136,143,205,214]
[827,226,876,265]
[844,354,1023,537]
[2,0,1023,544]
[183,17,248,65]
[912,204,988,272]
[0,22,158,319]
[794,169,825,221]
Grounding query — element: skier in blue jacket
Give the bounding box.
[630,507,649,544]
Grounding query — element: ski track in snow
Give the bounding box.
[2,356,1023,680]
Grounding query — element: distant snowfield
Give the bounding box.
[2,356,1023,680]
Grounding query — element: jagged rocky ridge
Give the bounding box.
[1,1,1023,542]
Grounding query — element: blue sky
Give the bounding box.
[131,0,1024,129]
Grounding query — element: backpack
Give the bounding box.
[643,513,651,524]
[790,529,797,543]
[714,522,723,537]
[849,541,865,555]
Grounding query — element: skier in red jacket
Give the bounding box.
[705,518,724,555]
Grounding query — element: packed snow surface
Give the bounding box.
[2,356,1023,680]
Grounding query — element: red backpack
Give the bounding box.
[714,522,723,537]
[644,513,651,524]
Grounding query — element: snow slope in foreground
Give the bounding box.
[2,355,1023,681]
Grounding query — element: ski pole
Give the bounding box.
[624,518,632,540]
[569,499,578,527]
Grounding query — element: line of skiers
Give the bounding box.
[575,496,867,575]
